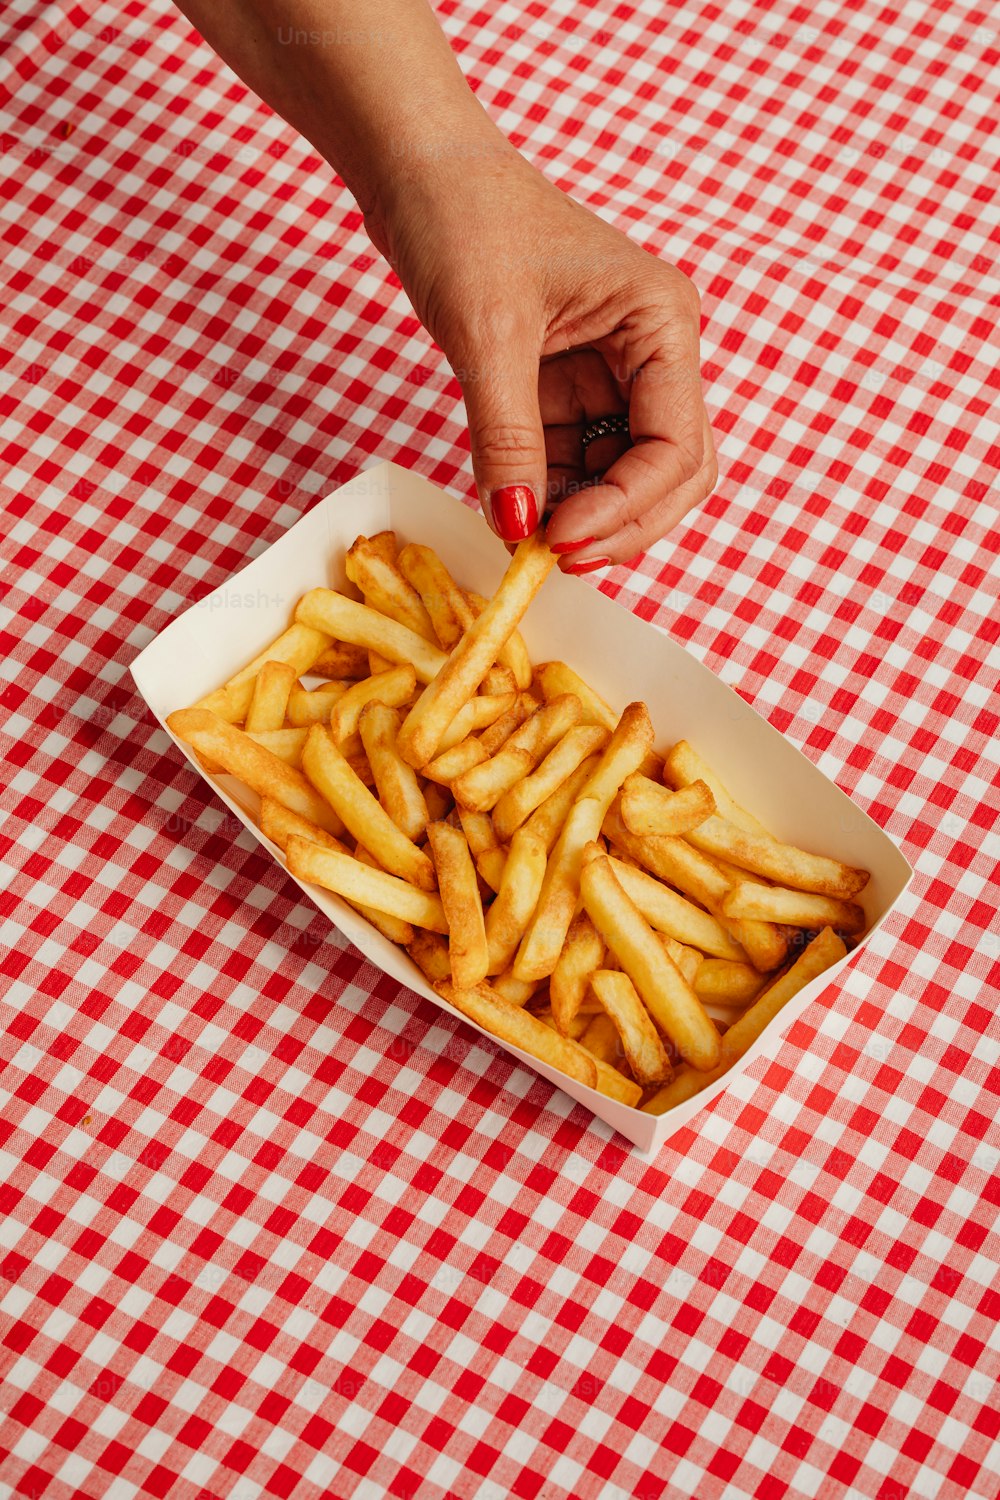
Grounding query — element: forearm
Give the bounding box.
[171,0,506,219]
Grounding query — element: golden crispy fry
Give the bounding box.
[167,708,343,834]
[311,641,371,679]
[328,664,417,744]
[352,843,418,944]
[550,913,605,1033]
[535,662,660,776]
[406,929,452,984]
[485,827,547,975]
[286,680,350,726]
[693,959,766,1006]
[602,808,788,971]
[721,881,867,934]
[476,846,508,893]
[422,739,488,786]
[397,535,557,768]
[658,934,702,987]
[590,970,673,1086]
[194,622,332,723]
[580,850,721,1071]
[302,726,436,889]
[435,690,518,754]
[602,854,745,960]
[522,755,601,852]
[478,700,531,757]
[489,969,538,1007]
[480,665,517,698]
[245,661,297,733]
[452,694,582,811]
[492,724,610,843]
[426,822,489,989]
[620,774,715,837]
[643,928,848,1114]
[514,704,655,982]
[259,799,413,943]
[687,816,869,899]
[434,980,598,1087]
[246,727,309,767]
[358,701,430,843]
[346,535,437,640]
[295,589,447,683]
[663,740,770,838]
[422,779,453,822]
[397,542,469,648]
[457,807,497,858]
[579,1012,621,1064]
[589,1055,643,1107]
[464,589,533,690]
[287,835,447,931]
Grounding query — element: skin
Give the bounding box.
[172,0,718,568]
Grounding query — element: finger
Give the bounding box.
[539,349,626,426]
[462,332,547,543]
[559,415,717,571]
[545,324,708,551]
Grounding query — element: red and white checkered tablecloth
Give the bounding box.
[2,0,999,1495]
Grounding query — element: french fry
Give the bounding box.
[658,934,702,987]
[693,959,766,1006]
[589,970,673,1086]
[478,700,531,757]
[426,822,488,989]
[434,980,598,1088]
[489,969,538,1007]
[434,690,517,754]
[480,665,517,698]
[492,724,610,843]
[521,755,601,853]
[580,849,721,1071]
[514,704,655,982]
[194,622,332,723]
[311,641,371,679]
[619,774,715,837]
[346,534,437,640]
[464,590,533,690]
[329,664,417,743]
[246,727,309,766]
[602,808,788,971]
[245,661,297,732]
[590,1056,643,1107]
[359,701,430,843]
[476,846,508,893]
[422,739,488,786]
[295,589,447,683]
[259,799,412,943]
[663,740,770,838]
[687,816,869,899]
[452,694,582,811]
[579,1012,621,1065]
[302,726,436,889]
[550,913,605,1033]
[643,927,848,1113]
[406,929,453,984]
[721,881,867,934]
[422,779,453,822]
[397,534,557,768]
[286,680,350,726]
[602,854,747,961]
[352,843,418,944]
[484,827,547,975]
[397,542,469,648]
[167,708,343,834]
[287,835,447,931]
[535,661,661,777]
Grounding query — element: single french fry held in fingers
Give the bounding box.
[426,822,489,990]
[643,927,848,1114]
[580,848,721,1072]
[286,680,351,727]
[286,835,448,932]
[620,774,716,837]
[346,534,437,641]
[167,708,344,834]
[358,700,430,844]
[295,588,447,683]
[328,664,417,743]
[686,815,869,899]
[245,660,297,733]
[464,589,533,690]
[492,724,611,843]
[434,980,598,1088]
[397,534,558,769]
[484,827,548,976]
[721,881,867,934]
[550,912,605,1034]
[194,622,332,724]
[589,970,674,1087]
[302,725,436,890]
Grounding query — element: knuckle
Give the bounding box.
[471,421,543,463]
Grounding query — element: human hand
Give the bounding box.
[367,136,717,571]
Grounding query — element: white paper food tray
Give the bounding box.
[132,461,913,1152]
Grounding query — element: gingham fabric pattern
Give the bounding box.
[1,0,998,1497]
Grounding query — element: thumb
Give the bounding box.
[460,348,546,542]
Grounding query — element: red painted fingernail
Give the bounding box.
[550,535,596,555]
[488,485,538,541]
[564,556,611,575]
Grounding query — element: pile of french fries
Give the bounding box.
[167,530,870,1116]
